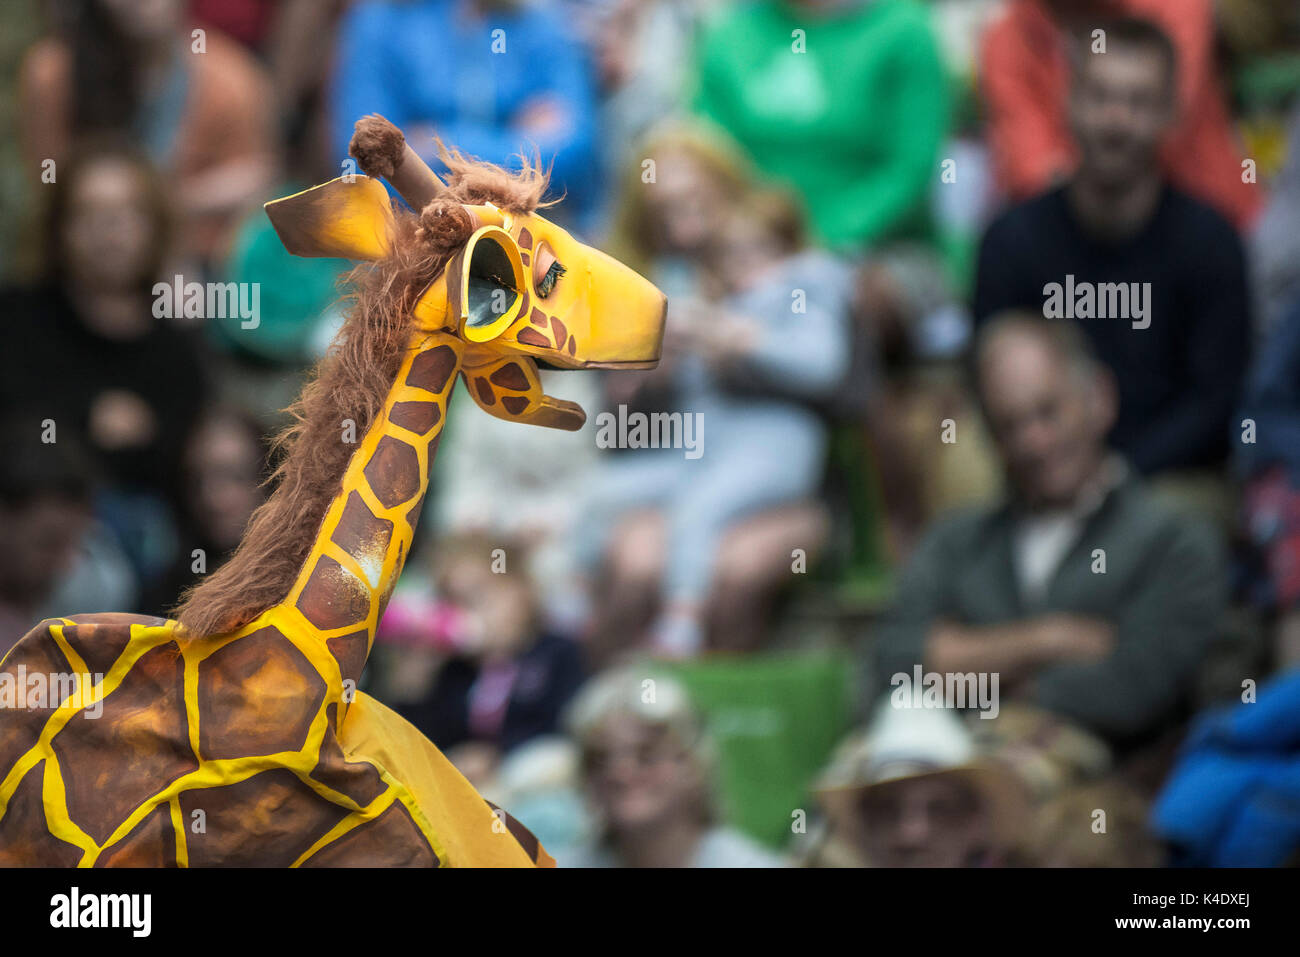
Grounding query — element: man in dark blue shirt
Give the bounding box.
[973,16,1251,477]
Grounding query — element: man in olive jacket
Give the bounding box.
[873,313,1227,750]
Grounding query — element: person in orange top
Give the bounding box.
[979,0,1262,229]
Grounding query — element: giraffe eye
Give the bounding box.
[537,260,566,298]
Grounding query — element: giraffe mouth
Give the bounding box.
[578,360,660,370]
[532,358,660,371]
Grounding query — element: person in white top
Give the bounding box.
[557,665,786,868]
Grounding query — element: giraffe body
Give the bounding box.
[0,613,543,866]
[0,118,667,866]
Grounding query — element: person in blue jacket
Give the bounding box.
[1151,669,1300,867]
[330,0,601,228]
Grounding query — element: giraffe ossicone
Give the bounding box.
[0,115,667,867]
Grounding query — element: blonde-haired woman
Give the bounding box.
[561,665,784,867]
[579,121,854,657]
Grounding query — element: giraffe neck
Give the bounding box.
[275,331,464,687]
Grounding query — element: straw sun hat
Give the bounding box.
[813,700,1031,848]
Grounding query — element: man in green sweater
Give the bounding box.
[872,313,1227,750]
[692,0,950,253]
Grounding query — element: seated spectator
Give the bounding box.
[602,120,755,420]
[375,533,587,786]
[872,314,1228,753]
[330,0,599,227]
[140,407,269,618]
[590,0,726,179]
[692,0,949,255]
[1025,779,1162,866]
[1151,668,1300,866]
[1236,295,1300,667]
[0,143,211,590]
[0,418,135,657]
[806,701,1028,867]
[1252,101,1300,333]
[578,187,853,658]
[19,0,276,269]
[432,368,603,633]
[856,251,1004,561]
[480,735,590,858]
[979,1,1260,229]
[974,17,1251,509]
[560,665,784,867]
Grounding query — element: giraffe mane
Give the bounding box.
[436,139,556,215]
[174,155,552,638]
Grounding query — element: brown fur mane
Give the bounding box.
[438,140,556,215]
[174,153,550,638]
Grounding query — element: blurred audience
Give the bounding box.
[601,120,753,425]
[331,0,600,227]
[979,0,1261,229]
[0,417,132,658]
[433,369,602,633]
[580,180,853,659]
[375,533,587,786]
[693,0,948,255]
[974,17,1251,512]
[1236,295,1300,667]
[0,0,43,283]
[190,0,278,52]
[1252,101,1300,332]
[1152,668,1300,866]
[856,254,1004,561]
[605,119,751,302]
[19,0,275,269]
[1024,778,1162,866]
[805,701,1027,867]
[0,143,210,589]
[139,406,269,617]
[873,315,1227,753]
[590,0,725,177]
[560,665,784,866]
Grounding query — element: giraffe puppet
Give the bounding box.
[0,115,667,867]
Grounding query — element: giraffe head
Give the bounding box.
[265,115,666,430]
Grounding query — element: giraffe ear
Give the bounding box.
[461,355,587,431]
[448,225,528,343]
[265,176,394,260]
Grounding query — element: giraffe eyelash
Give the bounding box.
[537,261,566,298]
